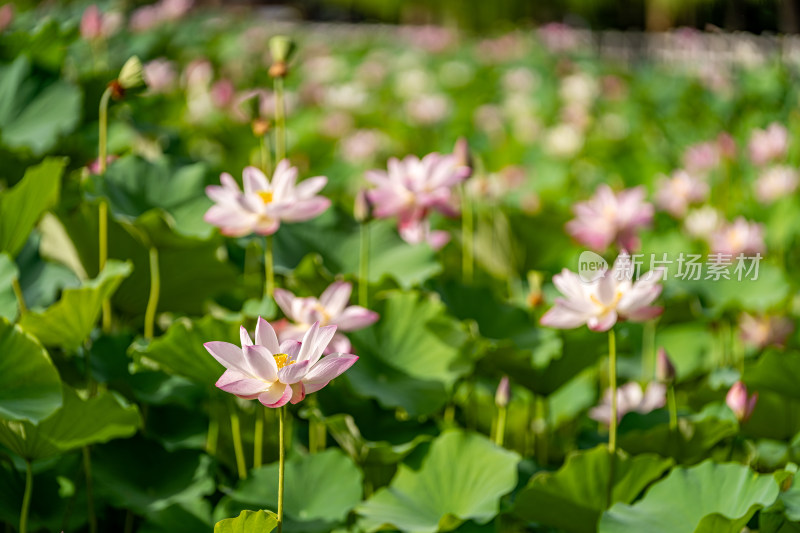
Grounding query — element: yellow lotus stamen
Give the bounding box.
[590,291,623,314]
[312,303,332,325]
[257,190,274,204]
[273,353,295,369]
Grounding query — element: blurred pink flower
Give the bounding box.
[749,123,788,166]
[683,142,719,175]
[654,170,709,218]
[540,253,664,332]
[205,318,358,407]
[754,165,799,204]
[684,206,722,239]
[204,160,330,237]
[495,376,510,407]
[274,281,378,354]
[405,94,451,125]
[129,0,192,31]
[726,381,757,423]
[340,129,385,165]
[399,25,456,53]
[0,4,14,33]
[709,217,765,256]
[566,184,654,251]
[589,382,666,425]
[210,79,236,110]
[739,313,794,349]
[86,155,118,175]
[143,58,177,94]
[538,23,581,53]
[366,153,470,249]
[717,132,737,160]
[80,5,121,40]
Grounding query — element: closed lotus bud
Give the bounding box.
[453,137,472,178]
[118,56,145,90]
[269,35,295,65]
[495,376,510,408]
[526,271,544,308]
[726,381,758,423]
[656,347,676,383]
[354,188,370,223]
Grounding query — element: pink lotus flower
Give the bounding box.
[566,185,654,251]
[540,254,664,332]
[204,160,330,237]
[273,281,379,354]
[366,153,470,249]
[80,4,122,40]
[684,206,722,239]
[739,313,794,349]
[754,165,799,204]
[495,376,510,407]
[749,123,789,166]
[726,381,758,423]
[143,59,177,94]
[205,318,358,407]
[654,170,709,218]
[709,217,765,256]
[683,142,719,175]
[589,382,666,425]
[0,3,14,33]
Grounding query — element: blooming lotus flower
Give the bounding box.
[566,185,654,251]
[654,170,709,218]
[682,142,720,175]
[273,281,379,354]
[739,313,794,349]
[366,152,470,249]
[749,123,788,166]
[80,5,122,40]
[540,254,664,332]
[709,217,765,256]
[589,382,666,425]
[684,206,722,239]
[143,58,177,94]
[726,381,758,423]
[755,165,799,204]
[204,160,330,237]
[205,318,358,407]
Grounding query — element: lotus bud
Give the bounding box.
[80,4,103,40]
[495,376,510,408]
[269,35,294,78]
[118,56,145,90]
[0,4,14,33]
[726,381,758,423]
[526,271,544,308]
[656,347,676,383]
[354,188,370,223]
[453,137,472,179]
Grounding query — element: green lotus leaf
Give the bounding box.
[214,510,278,533]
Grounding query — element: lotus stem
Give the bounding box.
[461,185,474,283]
[11,278,26,316]
[274,77,286,162]
[98,86,112,333]
[358,222,370,308]
[82,447,97,533]
[19,460,32,533]
[608,328,617,454]
[229,403,247,480]
[278,405,286,533]
[668,384,678,432]
[264,236,274,299]
[254,407,264,468]
[260,134,273,177]
[642,320,655,380]
[493,405,507,447]
[143,247,160,340]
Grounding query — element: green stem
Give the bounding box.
[461,186,473,283]
[260,134,273,176]
[11,278,26,316]
[98,87,112,333]
[254,407,263,468]
[535,395,549,466]
[608,329,617,454]
[19,461,32,533]
[143,247,160,340]
[668,384,678,432]
[82,447,97,533]
[229,403,247,480]
[494,406,507,447]
[278,406,286,533]
[274,77,286,162]
[265,236,274,299]
[642,320,655,380]
[358,222,370,308]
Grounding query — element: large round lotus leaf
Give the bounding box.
[357,430,520,533]
[131,315,240,386]
[18,260,132,352]
[0,317,62,423]
[214,510,278,533]
[0,157,65,257]
[227,448,362,525]
[599,461,781,533]
[0,385,140,460]
[0,253,18,320]
[745,350,800,401]
[513,445,673,533]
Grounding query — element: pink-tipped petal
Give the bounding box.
[587,310,618,332]
[540,304,588,329]
[216,370,267,398]
[240,326,253,347]
[204,341,249,373]
[259,384,292,408]
[319,281,353,315]
[255,317,281,353]
[290,382,306,404]
[279,340,302,360]
[242,166,269,195]
[243,345,279,381]
[332,306,379,331]
[303,354,359,393]
[274,288,297,320]
[277,360,310,384]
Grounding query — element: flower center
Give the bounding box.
[257,190,274,204]
[273,353,295,369]
[312,303,332,325]
[590,291,623,314]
